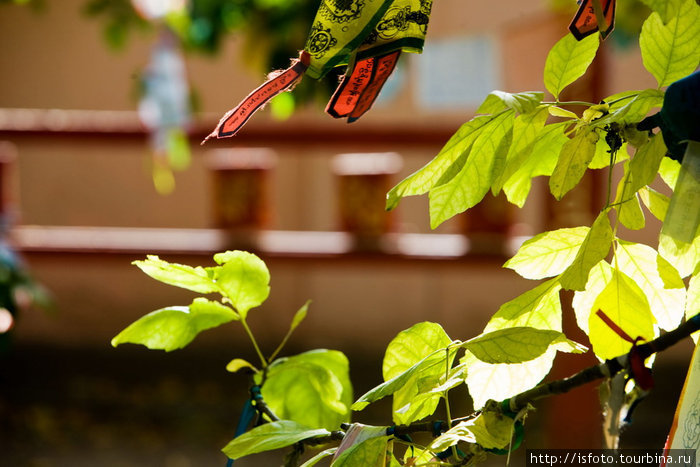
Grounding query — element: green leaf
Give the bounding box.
[212,250,270,317]
[487,278,563,331]
[628,133,667,193]
[595,89,664,128]
[639,186,669,221]
[226,358,258,373]
[430,411,514,452]
[572,261,614,334]
[589,269,656,360]
[300,448,337,467]
[133,255,217,294]
[262,350,352,431]
[548,106,578,119]
[659,156,681,189]
[544,32,600,100]
[503,122,569,207]
[477,91,544,115]
[463,327,584,364]
[657,254,685,289]
[331,437,389,467]
[549,127,599,200]
[640,0,700,87]
[382,322,453,425]
[222,421,330,460]
[559,212,614,291]
[659,232,700,278]
[429,111,515,228]
[613,162,646,231]
[493,106,549,194]
[111,298,238,351]
[386,116,492,210]
[505,227,590,279]
[640,0,682,23]
[290,300,310,332]
[616,241,686,331]
[464,348,557,410]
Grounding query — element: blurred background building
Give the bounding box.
[0,0,693,465]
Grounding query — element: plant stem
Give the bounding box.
[241,318,267,369]
[543,100,595,106]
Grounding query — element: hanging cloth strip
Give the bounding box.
[203,0,432,143]
[569,0,616,41]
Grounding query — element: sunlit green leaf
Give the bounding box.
[549,127,599,200]
[589,135,628,170]
[429,111,515,228]
[594,89,665,127]
[300,448,337,467]
[430,411,514,452]
[616,241,686,331]
[222,421,330,460]
[640,0,700,87]
[212,250,270,317]
[463,327,584,364]
[493,107,549,194]
[628,133,667,193]
[487,278,563,331]
[613,162,645,231]
[544,32,600,100]
[657,254,685,289]
[659,157,681,189]
[503,122,569,207]
[640,0,682,23]
[559,212,614,291]
[111,298,238,351]
[589,269,655,360]
[505,227,589,280]
[331,436,389,467]
[548,106,578,119]
[659,233,700,278]
[464,348,556,410]
[639,186,669,221]
[226,358,258,373]
[290,300,310,333]
[572,260,614,334]
[133,255,218,294]
[477,91,544,115]
[262,350,352,431]
[386,116,493,210]
[382,322,453,425]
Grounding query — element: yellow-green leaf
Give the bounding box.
[301,448,337,467]
[640,0,700,87]
[429,111,515,228]
[628,133,667,193]
[639,186,669,221]
[589,135,628,170]
[477,90,544,115]
[589,269,656,360]
[549,128,599,200]
[430,411,514,452]
[382,322,453,425]
[505,227,590,280]
[213,250,270,318]
[133,255,218,294]
[572,261,614,334]
[640,0,683,23]
[464,348,556,409]
[560,212,614,291]
[686,270,700,343]
[659,157,681,189]
[386,116,492,210]
[613,162,646,231]
[111,298,238,351]
[544,32,600,100]
[548,106,578,119]
[332,437,389,467]
[493,106,549,194]
[222,421,329,460]
[463,327,584,364]
[659,232,700,278]
[226,358,258,373]
[616,241,686,331]
[503,122,569,207]
[487,278,563,331]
